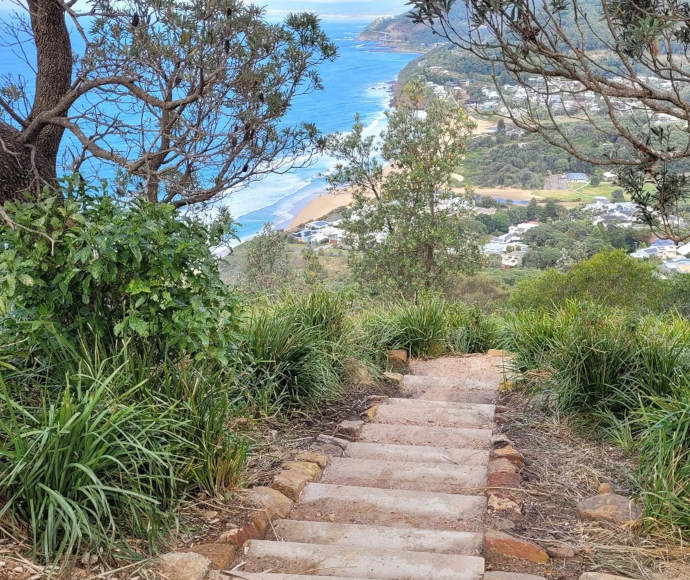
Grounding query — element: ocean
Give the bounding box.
[227,20,418,241]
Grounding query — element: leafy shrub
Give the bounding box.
[509,250,665,313]
[0,189,237,361]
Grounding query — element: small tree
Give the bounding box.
[302,246,326,285]
[327,84,481,296]
[243,224,291,293]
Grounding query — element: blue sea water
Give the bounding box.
[227,20,417,241]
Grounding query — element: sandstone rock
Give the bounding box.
[281,460,322,480]
[491,445,525,467]
[218,525,259,547]
[250,510,270,537]
[388,349,408,364]
[488,493,522,519]
[485,572,548,580]
[546,544,577,559]
[243,486,293,519]
[489,458,518,475]
[579,574,640,580]
[294,450,331,468]
[577,493,642,525]
[316,433,349,449]
[271,469,311,501]
[488,471,521,488]
[485,530,549,564]
[336,420,364,440]
[361,405,379,421]
[491,433,514,448]
[189,543,236,570]
[598,482,614,494]
[383,371,404,385]
[158,552,213,580]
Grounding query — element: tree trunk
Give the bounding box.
[0,0,71,204]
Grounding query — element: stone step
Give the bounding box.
[272,520,483,555]
[401,376,498,404]
[225,574,369,580]
[291,483,486,531]
[242,540,485,579]
[360,422,491,448]
[320,457,487,492]
[403,374,501,391]
[372,398,494,428]
[344,441,489,465]
[484,573,548,580]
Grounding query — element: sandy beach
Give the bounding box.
[288,188,356,230]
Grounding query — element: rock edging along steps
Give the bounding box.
[230,353,537,580]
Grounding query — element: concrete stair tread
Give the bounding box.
[225,574,370,580]
[320,456,487,492]
[272,520,483,555]
[291,482,486,531]
[344,441,489,465]
[372,398,494,428]
[242,540,485,579]
[403,374,501,390]
[360,422,491,448]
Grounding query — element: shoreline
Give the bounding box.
[287,187,356,230]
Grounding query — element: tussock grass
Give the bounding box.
[503,299,690,538]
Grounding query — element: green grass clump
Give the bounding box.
[362,294,499,360]
[635,388,690,533]
[233,289,362,414]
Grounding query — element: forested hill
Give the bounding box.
[360,1,608,51]
[358,5,466,49]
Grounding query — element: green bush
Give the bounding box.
[0,188,237,361]
[509,250,665,313]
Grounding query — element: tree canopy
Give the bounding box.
[0,0,336,206]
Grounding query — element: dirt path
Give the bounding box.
[233,353,533,579]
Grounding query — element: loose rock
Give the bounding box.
[271,469,311,501]
[336,420,364,440]
[383,371,404,385]
[243,486,293,519]
[485,530,550,564]
[388,349,408,364]
[577,493,642,525]
[491,445,525,467]
[189,543,236,570]
[488,493,522,519]
[546,544,577,559]
[361,405,379,421]
[598,482,614,494]
[294,450,331,468]
[158,552,213,580]
[281,460,322,480]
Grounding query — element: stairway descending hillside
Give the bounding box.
[231,354,545,580]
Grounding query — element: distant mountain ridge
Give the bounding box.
[359,12,445,49]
